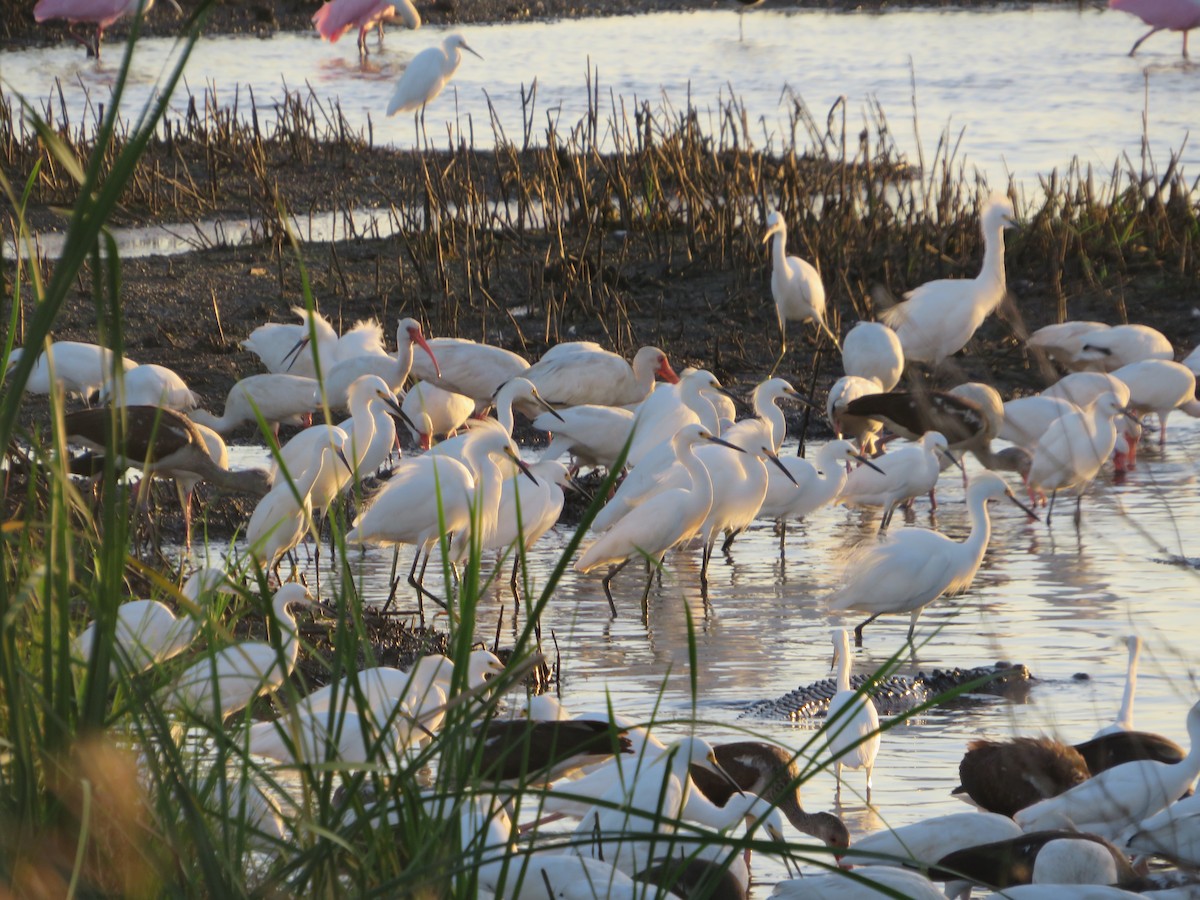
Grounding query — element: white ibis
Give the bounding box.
[7,340,137,403]
[190,373,321,438]
[524,343,679,408]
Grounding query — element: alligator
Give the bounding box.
[740,661,1034,721]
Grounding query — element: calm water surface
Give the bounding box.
[3,8,1199,186]
[217,415,1200,893]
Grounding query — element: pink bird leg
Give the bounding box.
[312,0,420,57]
[1109,0,1200,57]
[34,0,179,60]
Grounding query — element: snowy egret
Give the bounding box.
[881,195,1016,366]
[33,0,181,60]
[694,418,796,581]
[165,583,313,721]
[827,471,1036,645]
[100,363,198,411]
[837,431,949,530]
[759,440,881,545]
[1127,792,1200,866]
[410,336,531,414]
[6,340,137,403]
[1016,700,1200,839]
[246,432,352,579]
[627,369,725,465]
[1110,359,1196,445]
[345,454,474,606]
[762,210,838,373]
[433,378,562,462]
[74,568,234,678]
[1095,636,1141,738]
[524,343,679,408]
[1073,323,1173,371]
[386,34,481,115]
[826,627,881,799]
[575,425,742,613]
[1027,391,1130,526]
[242,306,338,378]
[492,459,570,587]
[190,373,321,438]
[745,377,805,451]
[64,406,272,542]
[841,321,904,391]
[1109,0,1200,57]
[312,0,419,57]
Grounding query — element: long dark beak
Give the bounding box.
[533,389,565,422]
[379,390,418,434]
[282,336,309,371]
[767,823,795,877]
[463,42,483,60]
[335,446,354,474]
[939,449,967,474]
[707,754,746,797]
[1008,492,1040,522]
[852,453,885,474]
[706,436,746,453]
[765,448,798,486]
[505,446,538,485]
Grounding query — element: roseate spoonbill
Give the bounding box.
[386,34,481,116]
[881,196,1016,366]
[1109,0,1200,57]
[33,0,182,61]
[312,0,420,58]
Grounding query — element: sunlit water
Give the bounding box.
[3,7,1198,189]
[204,417,1200,894]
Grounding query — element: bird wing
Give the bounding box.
[826,531,957,614]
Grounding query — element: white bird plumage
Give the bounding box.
[825,627,881,799]
[386,34,482,116]
[763,210,837,373]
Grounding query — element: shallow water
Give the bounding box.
[4,7,1199,190]
[211,415,1200,893]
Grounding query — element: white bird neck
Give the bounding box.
[978,218,1008,293]
[679,440,715,509]
[755,392,787,452]
[770,229,789,271]
[494,389,519,434]
[961,488,997,564]
[270,597,303,674]
[1115,638,1140,730]
[835,631,852,693]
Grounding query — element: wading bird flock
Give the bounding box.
[9,187,1200,896]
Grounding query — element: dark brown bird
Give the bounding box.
[476,719,633,783]
[636,855,748,900]
[930,830,1143,890]
[845,389,987,449]
[956,731,1186,817]
[689,741,849,852]
[64,406,271,543]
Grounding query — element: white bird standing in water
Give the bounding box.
[827,471,1035,645]
[387,34,482,115]
[881,195,1016,366]
[762,211,838,373]
[825,628,881,800]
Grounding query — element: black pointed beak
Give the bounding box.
[1008,492,1040,521]
[938,449,966,474]
[379,390,417,433]
[335,446,354,474]
[505,446,538,485]
[282,336,309,370]
[852,453,885,474]
[533,390,565,422]
[766,448,798,486]
[708,755,746,797]
[706,435,746,453]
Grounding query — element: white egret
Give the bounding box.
[1027,391,1129,526]
[762,210,838,373]
[6,340,137,403]
[849,810,1022,871]
[881,195,1016,366]
[759,440,881,546]
[1016,700,1200,840]
[433,377,562,460]
[1127,792,1200,867]
[842,321,904,391]
[1000,395,1079,450]
[825,628,881,799]
[575,425,741,613]
[626,369,724,465]
[241,306,338,378]
[386,34,481,115]
[164,583,313,722]
[190,373,321,438]
[1094,636,1142,738]
[827,471,1035,645]
[524,343,679,408]
[837,431,949,530]
[100,363,199,411]
[745,377,805,451]
[74,568,234,678]
[536,404,635,472]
